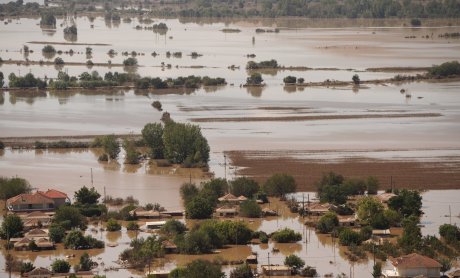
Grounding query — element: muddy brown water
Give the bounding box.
[1,16,460,277]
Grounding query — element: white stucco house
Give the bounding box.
[384,253,441,278]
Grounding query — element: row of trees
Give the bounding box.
[135,75,226,89]
[316,172,379,204]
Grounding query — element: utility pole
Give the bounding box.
[449,205,452,225]
[224,153,227,181]
[103,186,106,203]
[302,193,305,218]
[91,168,93,186]
[267,252,271,278]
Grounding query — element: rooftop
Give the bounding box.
[390,253,442,269]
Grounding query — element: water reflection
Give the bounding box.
[64,33,77,42]
[245,86,265,97]
[0,92,4,105]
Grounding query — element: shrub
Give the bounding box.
[51,259,70,273]
[284,254,305,272]
[338,228,362,246]
[262,173,296,197]
[126,221,139,231]
[123,57,138,66]
[239,200,262,218]
[352,74,360,85]
[429,61,460,77]
[54,57,64,65]
[283,76,297,84]
[316,212,339,234]
[246,73,263,85]
[106,218,121,231]
[42,45,56,53]
[272,228,301,243]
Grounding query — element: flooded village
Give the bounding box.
[1,0,460,277]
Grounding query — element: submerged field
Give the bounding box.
[1,15,460,277]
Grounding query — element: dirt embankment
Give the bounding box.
[227,150,460,191]
[190,112,442,123]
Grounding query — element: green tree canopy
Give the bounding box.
[262,173,296,197]
[316,212,339,234]
[170,259,224,278]
[230,177,259,198]
[100,134,120,160]
[142,123,164,159]
[186,196,214,219]
[0,214,24,239]
[239,199,262,218]
[357,196,384,224]
[272,228,302,243]
[388,189,422,217]
[284,254,305,272]
[75,186,101,205]
[229,263,254,278]
[53,205,86,230]
[0,176,32,200]
[51,259,70,273]
[48,223,65,243]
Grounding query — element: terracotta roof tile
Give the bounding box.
[391,253,441,269]
[41,189,68,199]
[7,192,53,206]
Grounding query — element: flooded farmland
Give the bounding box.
[1,13,460,278]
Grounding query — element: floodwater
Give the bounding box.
[1,15,460,277]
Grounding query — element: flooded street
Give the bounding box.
[1,15,460,278]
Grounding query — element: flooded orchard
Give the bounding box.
[1,14,460,278]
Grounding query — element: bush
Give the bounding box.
[126,221,139,231]
[262,173,296,197]
[106,218,121,231]
[160,219,186,236]
[54,57,64,65]
[123,57,138,66]
[246,73,263,85]
[284,254,305,272]
[439,224,460,242]
[316,212,339,234]
[42,45,56,53]
[338,228,362,246]
[230,264,254,278]
[20,262,34,275]
[239,200,262,218]
[352,74,360,85]
[272,228,301,243]
[40,13,56,27]
[246,59,278,69]
[230,177,259,198]
[429,61,460,77]
[283,76,297,84]
[51,259,70,273]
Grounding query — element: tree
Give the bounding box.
[338,228,362,246]
[126,221,139,231]
[64,230,86,249]
[398,216,421,253]
[357,196,384,224]
[214,220,253,245]
[439,224,460,243]
[123,138,139,164]
[262,173,296,197]
[51,259,70,273]
[186,196,213,219]
[42,45,56,53]
[388,189,422,217]
[0,71,4,87]
[75,186,100,205]
[0,214,24,239]
[230,263,254,278]
[366,176,379,194]
[79,252,93,271]
[163,122,210,165]
[180,182,199,205]
[230,177,259,198]
[316,212,339,234]
[53,205,86,230]
[170,259,224,278]
[284,254,305,273]
[100,134,120,160]
[54,57,64,65]
[123,57,138,66]
[283,76,297,84]
[106,218,121,231]
[246,73,263,85]
[0,176,31,200]
[160,219,186,236]
[372,262,382,278]
[20,262,35,275]
[352,74,360,85]
[272,228,302,243]
[142,123,164,158]
[49,223,65,243]
[239,200,262,218]
[40,13,56,27]
[440,258,452,275]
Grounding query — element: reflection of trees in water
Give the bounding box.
[42,51,56,60]
[105,19,112,28]
[246,68,277,77]
[11,91,47,100]
[106,231,122,242]
[203,86,225,93]
[101,160,121,172]
[283,85,297,93]
[274,242,302,256]
[123,163,142,174]
[64,33,78,42]
[42,29,56,37]
[245,86,265,97]
[0,150,4,157]
[0,92,4,105]
[54,63,64,71]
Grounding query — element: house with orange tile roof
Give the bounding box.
[6,190,70,212]
[384,253,441,278]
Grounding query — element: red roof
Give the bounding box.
[7,192,53,206]
[391,253,442,269]
[40,189,68,199]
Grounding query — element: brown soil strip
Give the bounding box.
[190,113,441,123]
[227,150,460,191]
[366,67,431,72]
[27,41,111,46]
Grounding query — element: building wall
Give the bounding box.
[398,267,440,278]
